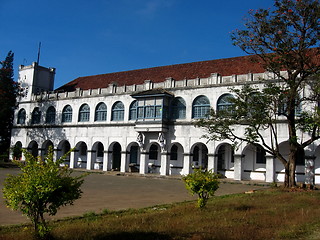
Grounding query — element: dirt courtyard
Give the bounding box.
[0,168,267,226]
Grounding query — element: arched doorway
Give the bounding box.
[217,143,234,178]
[12,141,23,161]
[75,142,87,169]
[57,140,71,166]
[242,144,266,181]
[28,141,38,157]
[127,142,140,173]
[169,143,184,175]
[112,142,121,171]
[42,140,54,159]
[92,142,104,170]
[191,143,208,170]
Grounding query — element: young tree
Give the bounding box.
[3,147,85,238]
[0,51,19,159]
[197,0,320,188]
[182,169,219,209]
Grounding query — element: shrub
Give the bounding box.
[182,169,219,209]
[3,146,86,238]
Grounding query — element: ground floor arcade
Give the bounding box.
[12,138,320,184]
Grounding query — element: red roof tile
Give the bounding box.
[56,49,320,92]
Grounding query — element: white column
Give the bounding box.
[207,153,217,172]
[86,150,93,170]
[160,152,169,176]
[234,154,243,181]
[266,155,275,183]
[70,150,76,169]
[102,151,110,172]
[120,151,127,173]
[139,151,148,174]
[182,153,191,175]
[54,148,59,162]
[21,148,26,161]
[38,148,43,159]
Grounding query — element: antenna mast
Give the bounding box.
[37,42,41,65]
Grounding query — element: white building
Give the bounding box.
[10,55,320,184]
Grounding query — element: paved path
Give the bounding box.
[0,168,268,226]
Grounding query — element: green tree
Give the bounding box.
[182,169,219,209]
[3,147,85,238]
[0,51,19,159]
[197,0,320,188]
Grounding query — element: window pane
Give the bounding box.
[62,105,72,123]
[79,104,90,122]
[129,101,137,120]
[171,97,186,119]
[17,109,26,124]
[217,94,234,113]
[31,108,41,124]
[95,103,107,121]
[193,96,210,119]
[112,102,124,121]
[155,106,161,118]
[145,106,154,118]
[46,107,56,124]
[138,107,144,119]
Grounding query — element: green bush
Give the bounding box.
[3,147,86,238]
[182,169,219,209]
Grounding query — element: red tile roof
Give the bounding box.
[56,49,320,92]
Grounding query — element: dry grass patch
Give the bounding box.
[1,188,320,239]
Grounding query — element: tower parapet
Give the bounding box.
[18,62,55,101]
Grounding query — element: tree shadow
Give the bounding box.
[11,99,67,154]
[90,231,172,240]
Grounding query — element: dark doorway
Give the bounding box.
[130,145,138,164]
[112,143,121,170]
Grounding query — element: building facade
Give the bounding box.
[10,56,320,184]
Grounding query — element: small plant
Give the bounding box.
[182,169,219,209]
[83,211,100,221]
[3,146,86,239]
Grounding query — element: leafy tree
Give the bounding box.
[0,51,19,159]
[182,169,219,209]
[197,0,320,188]
[3,147,85,238]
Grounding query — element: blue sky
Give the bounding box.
[0,0,274,89]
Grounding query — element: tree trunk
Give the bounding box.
[284,153,297,188]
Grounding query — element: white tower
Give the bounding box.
[18,62,55,101]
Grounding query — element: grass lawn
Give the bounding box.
[1,188,320,240]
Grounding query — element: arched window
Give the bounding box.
[170,145,178,160]
[17,108,26,124]
[62,105,72,123]
[217,94,234,113]
[278,95,302,116]
[95,102,107,121]
[149,144,158,160]
[256,145,266,164]
[31,107,41,124]
[111,101,124,121]
[78,104,90,122]
[192,95,210,119]
[171,97,186,119]
[45,106,56,124]
[247,92,267,118]
[129,100,137,120]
